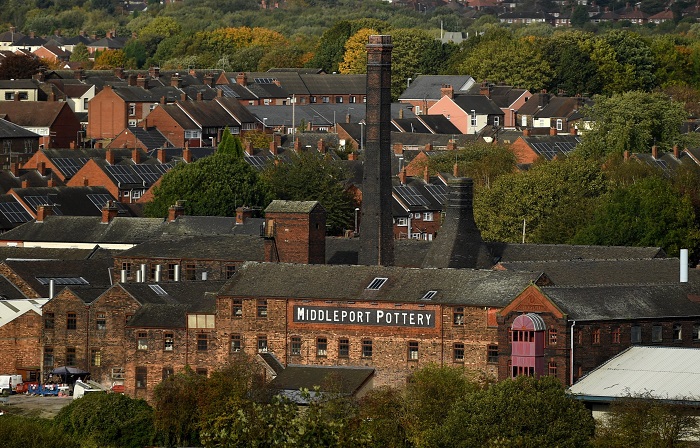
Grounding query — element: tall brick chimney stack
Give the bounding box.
[359,35,394,267]
[101,200,119,223]
[36,205,53,223]
[168,200,185,222]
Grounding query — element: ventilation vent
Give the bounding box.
[366,277,388,290]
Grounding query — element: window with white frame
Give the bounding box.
[423,212,434,221]
[494,116,500,127]
[184,130,200,139]
[397,217,408,226]
[556,119,563,131]
[128,103,136,116]
[471,114,477,127]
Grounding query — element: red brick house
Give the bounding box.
[0,298,46,382]
[87,85,161,139]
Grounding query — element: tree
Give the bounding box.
[474,156,607,243]
[308,19,390,73]
[600,30,657,92]
[93,49,130,69]
[217,127,244,158]
[0,54,46,80]
[262,151,355,234]
[425,376,595,447]
[457,34,553,91]
[53,392,155,448]
[427,142,517,188]
[143,153,272,218]
[572,176,700,256]
[543,31,602,95]
[571,5,590,27]
[0,415,75,448]
[390,28,453,99]
[357,387,411,448]
[594,394,700,447]
[338,28,377,74]
[577,91,688,159]
[70,43,91,63]
[153,367,206,447]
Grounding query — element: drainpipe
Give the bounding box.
[570,320,576,385]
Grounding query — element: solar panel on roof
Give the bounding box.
[51,157,89,177]
[254,78,276,84]
[244,155,270,171]
[424,184,449,205]
[149,284,167,295]
[394,185,430,207]
[87,194,128,214]
[0,202,31,223]
[217,85,240,98]
[105,165,142,185]
[24,196,63,215]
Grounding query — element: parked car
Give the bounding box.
[0,375,22,395]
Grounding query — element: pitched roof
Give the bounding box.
[270,365,374,401]
[399,75,476,101]
[519,135,582,160]
[489,243,665,262]
[569,346,700,402]
[117,234,266,261]
[10,185,124,217]
[0,118,40,138]
[453,95,504,115]
[0,101,71,127]
[220,261,539,307]
[0,215,166,245]
[0,298,46,328]
[265,200,322,214]
[542,283,700,320]
[3,258,114,297]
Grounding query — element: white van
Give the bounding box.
[0,375,22,395]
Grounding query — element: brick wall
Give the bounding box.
[87,87,127,139]
[0,311,42,379]
[266,208,325,264]
[41,289,90,377]
[145,106,186,148]
[112,257,240,283]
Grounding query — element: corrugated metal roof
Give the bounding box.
[0,298,47,328]
[569,346,700,401]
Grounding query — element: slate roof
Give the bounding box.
[519,135,582,160]
[0,246,112,261]
[265,200,321,214]
[10,186,124,217]
[0,79,39,90]
[110,86,161,102]
[453,95,504,115]
[413,115,462,134]
[0,118,40,138]
[116,234,266,261]
[0,101,71,127]
[0,215,166,245]
[3,258,114,297]
[0,277,29,300]
[393,177,445,213]
[325,237,430,267]
[569,346,700,403]
[300,74,366,95]
[489,243,665,262]
[124,282,226,327]
[534,96,591,119]
[0,30,25,43]
[64,286,111,304]
[496,258,694,287]
[542,283,700,320]
[393,118,431,133]
[220,261,539,307]
[399,75,476,101]
[124,126,169,150]
[270,365,374,400]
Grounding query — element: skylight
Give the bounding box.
[366,277,388,290]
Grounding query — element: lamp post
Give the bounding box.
[354,207,360,234]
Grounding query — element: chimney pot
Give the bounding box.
[168,201,185,222]
[36,205,53,222]
[101,200,119,223]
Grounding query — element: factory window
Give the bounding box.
[66,347,76,366]
[290,337,301,356]
[196,368,208,376]
[232,299,243,318]
[231,334,242,353]
[197,333,208,351]
[362,339,373,358]
[548,361,557,376]
[91,349,101,367]
[338,338,349,358]
[122,262,132,278]
[631,325,642,344]
[67,312,77,330]
[487,344,498,363]
[453,343,464,362]
[349,96,356,103]
[652,325,663,343]
[96,313,106,331]
[257,335,268,353]
[135,367,147,388]
[164,333,174,351]
[138,332,148,350]
[322,96,329,103]
[591,328,600,345]
[548,329,557,345]
[612,327,621,344]
[185,263,196,281]
[225,265,236,279]
[673,324,682,341]
[317,337,327,357]
[453,307,464,325]
[257,299,268,318]
[694,324,700,341]
[162,367,174,381]
[167,263,177,280]
[44,312,54,330]
[44,347,54,367]
[408,341,419,360]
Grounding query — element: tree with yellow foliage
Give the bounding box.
[338,28,376,74]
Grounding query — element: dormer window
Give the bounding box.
[366,277,387,290]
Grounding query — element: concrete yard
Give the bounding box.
[0,394,72,419]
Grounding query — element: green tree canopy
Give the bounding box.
[143,153,272,217]
[425,376,595,447]
[217,127,244,158]
[572,176,700,256]
[577,90,688,159]
[427,142,517,188]
[261,151,355,235]
[474,156,607,243]
[53,392,155,448]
